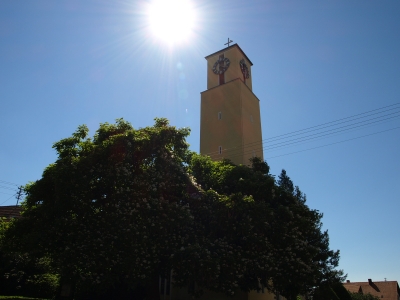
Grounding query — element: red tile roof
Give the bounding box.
[345,285,362,294]
[343,280,400,300]
[0,205,23,220]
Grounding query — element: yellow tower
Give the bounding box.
[200,43,263,165]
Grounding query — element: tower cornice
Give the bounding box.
[200,78,260,102]
[205,43,253,66]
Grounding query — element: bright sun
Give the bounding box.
[147,0,196,45]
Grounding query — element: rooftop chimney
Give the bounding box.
[368,279,380,292]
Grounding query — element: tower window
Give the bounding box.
[218,112,222,120]
[219,146,222,154]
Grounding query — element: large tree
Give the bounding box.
[5,118,194,299]
[3,118,344,300]
[189,156,345,299]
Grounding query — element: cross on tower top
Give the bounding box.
[224,38,233,47]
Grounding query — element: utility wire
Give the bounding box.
[262,109,400,144]
[0,179,19,186]
[209,112,400,160]
[205,103,400,157]
[232,123,400,162]
[206,103,400,159]
[263,103,400,143]
[209,110,400,159]
[0,185,18,192]
[0,191,15,196]
[0,180,23,206]
[226,125,400,162]
[0,193,17,206]
[264,126,400,160]
[229,113,400,158]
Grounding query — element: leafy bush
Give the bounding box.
[350,292,379,300]
[0,219,59,299]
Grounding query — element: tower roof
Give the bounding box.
[205,43,253,66]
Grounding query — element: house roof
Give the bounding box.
[343,280,400,300]
[0,205,23,220]
[345,285,362,293]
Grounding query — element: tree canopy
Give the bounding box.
[2,118,345,300]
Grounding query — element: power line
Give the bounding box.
[0,179,19,186]
[225,124,400,163]
[208,106,400,158]
[205,103,400,160]
[0,180,23,206]
[263,103,400,143]
[0,185,24,206]
[0,185,18,192]
[0,193,17,206]
[262,113,398,151]
[264,126,400,160]
[209,113,400,160]
[205,102,400,157]
[0,191,15,196]
[261,109,400,145]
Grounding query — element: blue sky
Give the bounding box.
[1,0,399,284]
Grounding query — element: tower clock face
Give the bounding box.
[240,59,250,79]
[212,57,230,74]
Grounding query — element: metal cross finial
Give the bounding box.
[224,38,233,47]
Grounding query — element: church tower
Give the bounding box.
[200,43,263,165]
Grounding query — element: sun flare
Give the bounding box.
[147,0,196,45]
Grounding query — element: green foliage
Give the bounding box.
[188,154,345,299]
[350,293,379,300]
[0,219,58,298]
[277,169,294,194]
[332,283,352,300]
[0,218,10,250]
[4,118,193,299]
[2,118,344,300]
[0,252,58,298]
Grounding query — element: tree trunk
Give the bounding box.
[54,276,75,300]
[146,275,161,300]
